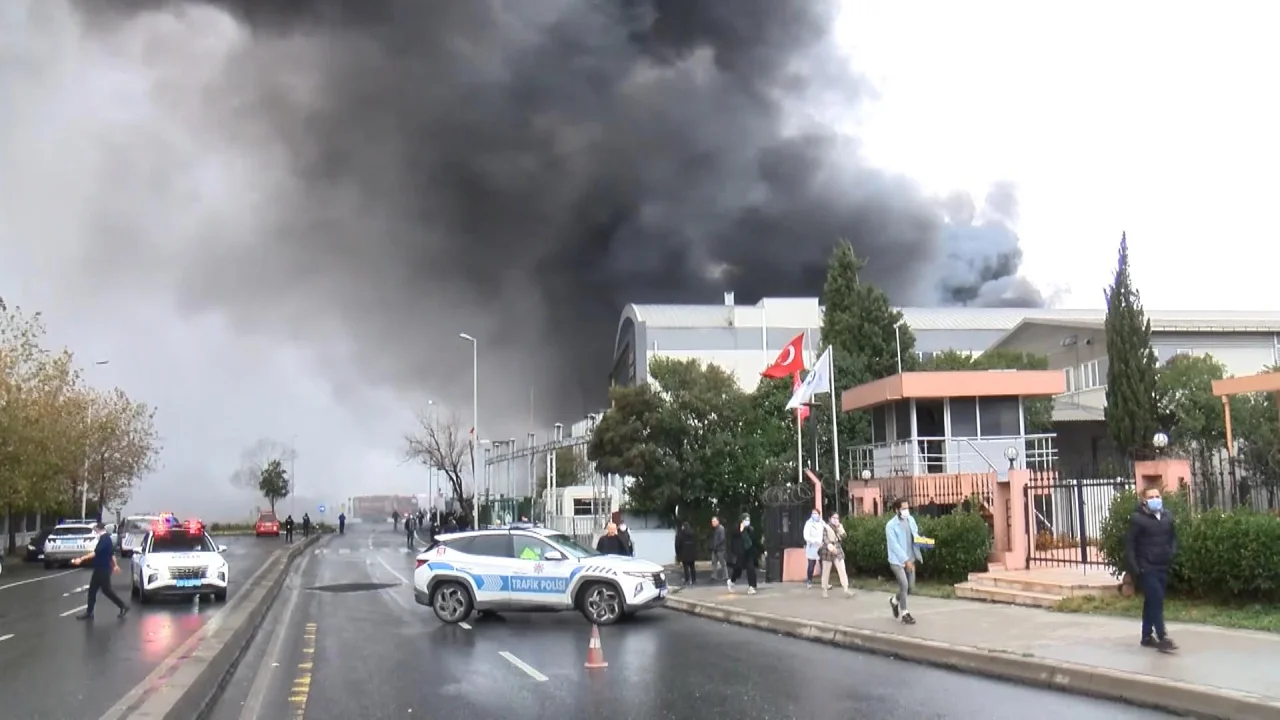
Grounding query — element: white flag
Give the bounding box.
[785,347,832,410]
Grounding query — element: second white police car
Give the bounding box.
[130,519,230,604]
[414,526,668,625]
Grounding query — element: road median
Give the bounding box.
[98,534,324,720]
[665,593,1280,720]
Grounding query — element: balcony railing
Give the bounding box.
[851,434,1057,478]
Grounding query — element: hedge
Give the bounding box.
[1099,489,1280,602]
[841,510,992,584]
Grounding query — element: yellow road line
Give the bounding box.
[289,623,319,718]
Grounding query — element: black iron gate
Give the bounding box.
[1025,471,1132,568]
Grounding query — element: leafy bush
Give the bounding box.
[1099,489,1280,601]
[842,509,992,584]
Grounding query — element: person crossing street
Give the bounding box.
[70,522,128,620]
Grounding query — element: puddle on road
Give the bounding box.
[306,583,397,593]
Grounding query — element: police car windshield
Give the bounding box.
[151,531,216,553]
[544,533,599,559]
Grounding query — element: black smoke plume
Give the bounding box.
[8,0,1041,429]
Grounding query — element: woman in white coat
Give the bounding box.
[802,509,825,588]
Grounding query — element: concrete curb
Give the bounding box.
[174,534,323,720]
[664,596,1280,720]
[101,533,323,720]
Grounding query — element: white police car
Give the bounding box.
[130,519,230,604]
[414,526,667,626]
[42,521,99,569]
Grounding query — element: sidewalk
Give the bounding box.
[666,582,1280,720]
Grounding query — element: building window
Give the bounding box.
[978,397,1021,437]
[1079,360,1102,390]
[949,398,978,437]
[1063,366,1076,393]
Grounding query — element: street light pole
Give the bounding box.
[81,360,110,520]
[459,333,479,501]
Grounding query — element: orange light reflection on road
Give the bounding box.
[137,610,204,662]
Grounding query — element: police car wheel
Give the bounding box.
[44,561,54,570]
[580,582,623,626]
[214,589,227,602]
[139,585,152,604]
[431,581,473,624]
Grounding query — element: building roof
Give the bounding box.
[990,310,1280,351]
[842,370,1066,412]
[627,304,733,328]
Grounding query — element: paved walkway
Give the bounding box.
[668,581,1280,719]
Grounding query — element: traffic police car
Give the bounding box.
[413,526,668,626]
[41,520,100,569]
[129,519,230,604]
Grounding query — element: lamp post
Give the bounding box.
[1003,445,1020,471]
[81,360,110,520]
[459,333,479,496]
[1152,431,1170,454]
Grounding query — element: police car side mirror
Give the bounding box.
[544,550,566,561]
[218,545,228,553]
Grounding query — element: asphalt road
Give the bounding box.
[0,535,280,720]
[214,527,1181,720]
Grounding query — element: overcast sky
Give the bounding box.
[2,1,1275,521]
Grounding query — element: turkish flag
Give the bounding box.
[761,332,805,378]
[793,372,810,421]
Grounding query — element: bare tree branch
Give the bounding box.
[404,410,472,518]
[229,438,298,491]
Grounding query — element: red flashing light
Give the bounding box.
[152,521,170,536]
[185,519,204,534]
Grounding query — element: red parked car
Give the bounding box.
[255,512,280,537]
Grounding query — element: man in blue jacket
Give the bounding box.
[71,523,129,620]
[1124,487,1178,652]
[885,498,921,625]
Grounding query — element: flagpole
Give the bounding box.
[795,386,804,485]
[828,348,841,516]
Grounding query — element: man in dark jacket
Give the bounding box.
[727,514,758,594]
[675,522,697,586]
[596,523,628,555]
[710,517,727,581]
[1124,487,1178,652]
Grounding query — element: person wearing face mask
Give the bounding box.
[820,512,853,598]
[885,498,921,624]
[802,509,825,589]
[1124,487,1178,652]
[727,514,758,594]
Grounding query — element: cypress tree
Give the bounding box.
[1103,233,1159,456]
[819,240,917,455]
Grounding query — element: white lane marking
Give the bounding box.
[0,634,13,643]
[62,584,90,597]
[60,604,88,617]
[0,569,77,590]
[499,651,548,682]
[376,556,409,584]
[458,622,472,631]
[337,548,350,555]
[239,550,314,720]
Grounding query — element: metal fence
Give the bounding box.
[1188,447,1280,514]
[877,472,995,514]
[1025,469,1133,568]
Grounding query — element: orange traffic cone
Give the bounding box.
[584,624,608,669]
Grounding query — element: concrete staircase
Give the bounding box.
[954,567,1122,608]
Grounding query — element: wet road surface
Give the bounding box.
[214,527,1182,720]
[0,535,280,719]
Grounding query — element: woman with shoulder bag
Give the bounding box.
[820,512,854,598]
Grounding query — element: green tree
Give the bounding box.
[819,240,918,462]
[258,458,290,513]
[922,349,1054,432]
[588,357,776,520]
[1103,233,1159,455]
[1155,353,1227,451]
[536,447,587,495]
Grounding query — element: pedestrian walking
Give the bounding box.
[338,512,346,534]
[821,512,853,598]
[886,498,921,624]
[284,515,295,543]
[392,511,400,530]
[1125,487,1179,652]
[803,509,825,589]
[405,514,416,548]
[302,513,312,539]
[709,516,726,581]
[675,522,697,586]
[727,514,758,594]
[596,523,627,555]
[70,522,128,620]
